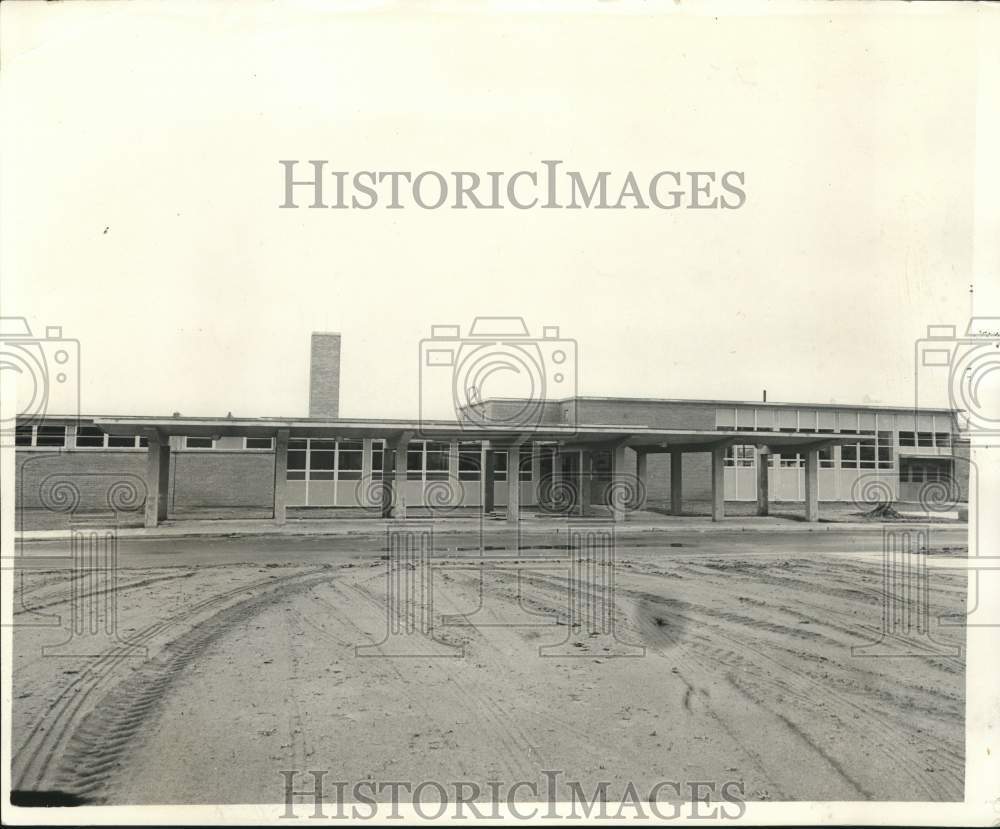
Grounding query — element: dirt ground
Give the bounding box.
[10,528,967,806]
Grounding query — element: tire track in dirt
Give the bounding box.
[13,565,333,797]
[614,582,962,800]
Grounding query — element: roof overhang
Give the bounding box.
[92,416,861,450]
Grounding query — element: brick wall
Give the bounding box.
[16,448,276,519]
[169,451,275,508]
[309,332,341,418]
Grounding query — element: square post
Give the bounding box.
[530,442,541,507]
[579,449,593,517]
[506,444,521,524]
[610,442,629,523]
[805,447,820,522]
[670,448,683,516]
[391,434,410,519]
[273,429,290,525]
[361,438,373,506]
[711,444,726,522]
[143,430,170,528]
[482,446,496,514]
[380,442,394,518]
[756,445,770,517]
[448,440,460,504]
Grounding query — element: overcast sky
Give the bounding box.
[3,1,997,421]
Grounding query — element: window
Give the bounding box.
[185,437,214,449]
[309,440,336,480]
[859,438,876,469]
[372,439,385,478]
[934,432,951,448]
[840,429,857,468]
[877,431,893,470]
[287,439,307,480]
[15,424,33,446]
[75,425,106,447]
[407,443,424,480]
[458,443,481,481]
[518,450,533,482]
[819,447,834,468]
[108,435,138,448]
[724,445,755,468]
[35,425,66,447]
[337,440,363,480]
[138,436,149,447]
[495,451,508,482]
[245,437,274,450]
[899,431,916,447]
[425,442,450,481]
[780,454,803,468]
[917,432,933,447]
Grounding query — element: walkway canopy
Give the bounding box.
[93,415,863,528]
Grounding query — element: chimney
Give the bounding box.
[309,332,341,418]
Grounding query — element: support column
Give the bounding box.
[143,430,170,529]
[609,442,629,523]
[670,448,683,516]
[711,444,726,522]
[636,450,648,496]
[756,445,770,517]
[482,446,496,515]
[805,447,820,523]
[391,434,409,519]
[579,449,596,517]
[380,442,395,518]
[273,429,289,525]
[448,440,460,504]
[530,442,541,508]
[361,438,373,507]
[506,445,521,523]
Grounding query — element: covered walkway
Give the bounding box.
[94,416,862,529]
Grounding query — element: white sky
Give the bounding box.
[2,1,997,421]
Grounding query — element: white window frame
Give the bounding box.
[243,437,275,450]
[184,436,216,450]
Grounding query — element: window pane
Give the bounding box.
[841,443,857,467]
[246,437,273,449]
[934,432,951,448]
[15,425,32,446]
[288,450,307,470]
[186,437,213,448]
[108,435,136,448]
[310,450,335,470]
[338,450,362,471]
[76,426,105,447]
[290,438,307,450]
[287,469,306,480]
[36,425,66,447]
[520,452,533,481]
[495,451,508,482]
[459,445,481,481]
[899,431,916,447]
[917,432,933,447]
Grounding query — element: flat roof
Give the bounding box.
[468,396,958,414]
[92,415,866,449]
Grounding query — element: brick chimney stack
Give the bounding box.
[309,332,341,418]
